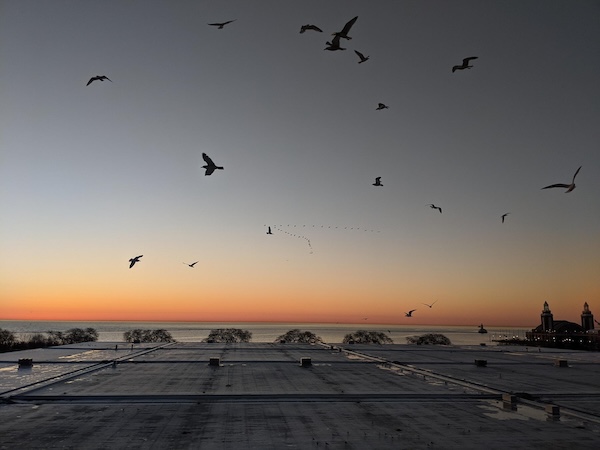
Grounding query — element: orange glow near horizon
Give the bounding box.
[2,284,596,328]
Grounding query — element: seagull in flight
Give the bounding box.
[332,16,358,40]
[86,75,111,86]
[541,166,581,193]
[501,213,510,223]
[300,24,322,33]
[405,309,416,317]
[376,103,389,110]
[184,261,199,268]
[373,177,383,186]
[129,255,143,269]
[324,35,345,51]
[266,226,273,235]
[428,204,442,213]
[354,50,369,64]
[422,300,437,308]
[208,20,236,29]
[452,56,478,72]
[202,153,224,176]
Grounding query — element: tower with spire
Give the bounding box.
[541,301,554,332]
[581,302,595,331]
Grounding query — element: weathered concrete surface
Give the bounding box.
[1,343,599,449]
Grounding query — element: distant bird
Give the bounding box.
[541,166,581,193]
[405,309,416,317]
[354,50,369,64]
[373,177,383,186]
[501,213,510,223]
[422,300,437,308]
[202,153,224,176]
[324,35,345,51]
[376,103,389,110]
[129,255,143,269]
[428,204,442,213]
[208,20,236,29]
[452,56,478,73]
[300,24,322,33]
[266,226,273,235]
[332,16,358,40]
[86,75,111,86]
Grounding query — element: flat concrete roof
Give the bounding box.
[1,343,599,449]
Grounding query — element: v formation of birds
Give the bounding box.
[82,15,583,313]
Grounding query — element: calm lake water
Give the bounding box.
[0,320,530,346]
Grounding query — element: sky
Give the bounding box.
[1,0,599,327]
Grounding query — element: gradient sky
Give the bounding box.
[1,0,599,327]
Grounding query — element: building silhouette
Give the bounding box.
[525,301,599,350]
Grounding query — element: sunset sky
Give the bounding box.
[1,0,599,327]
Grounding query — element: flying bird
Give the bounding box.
[501,213,510,223]
[208,20,236,29]
[202,153,224,176]
[184,261,199,268]
[86,75,111,86]
[129,255,143,269]
[541,166,582,193]
[332,16,358,40]
[354,50,369,64]
[428,204,442,213]
[324,35,345,51]
[373,177,383,186]
[405,309,416,317]
[376,103,389,110]
[300,24,322,33]
[452,56,478,72]
[266,226,273,235]
[422,300,437,308]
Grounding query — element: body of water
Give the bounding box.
[0,320,530,346]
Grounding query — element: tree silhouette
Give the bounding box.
[342,330,393,344]
[275,329,322,344]
[406,333,451,345]
[123,329,175,343]
[203,328,252,343]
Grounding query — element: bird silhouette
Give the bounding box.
[332,16,358,40]
[501,213,510,223]
[208,20,236,29]
[86,75,111,86]
[266,226,273,235]
[541,166,581,193]
[129,255,143,268]
[300,24,322,33]
[428,204,442,213]
[354,50,369,63]
[422,301,437,308]
[373,177,383,186]
[405,309,416,317]
[452,56,478,72]
[376,103,389,110]
[202,153,224,176]
[324,35,345,51]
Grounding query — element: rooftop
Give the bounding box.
[1,342,600,449]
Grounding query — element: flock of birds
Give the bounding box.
[84,15,586,322]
